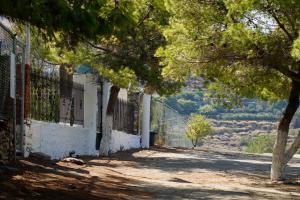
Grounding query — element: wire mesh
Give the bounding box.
[0,22,25,160]
[151,99,193,148]
[0,23,13,119]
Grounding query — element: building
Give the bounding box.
[0,22,151,161]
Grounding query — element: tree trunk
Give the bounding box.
[271,81,300,181]
[106,86,120,115]
[99,85,120,156]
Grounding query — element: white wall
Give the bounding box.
[24,76,144,159]
[24,74,99,159]
[99,82,142,155]
[25,120,93,160]
[111,130,141,153]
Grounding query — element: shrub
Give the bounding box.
[186,114,213,147]
[245,134,276,154]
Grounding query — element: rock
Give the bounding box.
[29,152,51,160]
[62,157,85,165]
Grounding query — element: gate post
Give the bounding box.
[141,93,151,148]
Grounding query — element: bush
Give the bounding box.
[245,134,275,154]
[186,114,213,147]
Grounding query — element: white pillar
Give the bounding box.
[84,75,98,155]
[141,93,151,148]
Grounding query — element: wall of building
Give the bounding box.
[111,130,141,153]
[25,74,99,159]
[25,120,94,160]
[24,75,146,159]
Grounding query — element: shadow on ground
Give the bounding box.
[1,147,300,200]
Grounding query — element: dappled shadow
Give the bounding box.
[1,147,300,200]
[97,147,300,180]
[142,181,297,200]
[0,158,153,200]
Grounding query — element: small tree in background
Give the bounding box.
[186,114,213,148]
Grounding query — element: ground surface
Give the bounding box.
[1,147,300,200]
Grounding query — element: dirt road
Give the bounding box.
[1,147,300,200]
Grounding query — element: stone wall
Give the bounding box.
[0,120,11,160]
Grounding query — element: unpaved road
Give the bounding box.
[1,147,300,200]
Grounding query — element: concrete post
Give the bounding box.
[73,74,98,155]
[83,74,98,155]
[141,93,151,148]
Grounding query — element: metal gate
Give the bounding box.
[0,22,25,160]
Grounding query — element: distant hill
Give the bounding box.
[162,89,293,122]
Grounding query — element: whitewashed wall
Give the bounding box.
[24,74,99,159]
[100,82,142,155]
[24,75,145,159]
[25,120,94,159]
[111,130,141,153]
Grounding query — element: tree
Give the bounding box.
[0,0,134,46]
[158,0,300,181]
[186,114,213,147]
[24,0,181,115]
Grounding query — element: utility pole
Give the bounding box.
[20,23,30,157]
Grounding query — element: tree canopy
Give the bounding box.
[0,0,134,46]
[157,0,300,101]
[24,0,180,95]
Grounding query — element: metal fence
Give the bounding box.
[0,22,25,160]
[151,98,192,148]
[30,67,60,122]
[30,65,85,126]
[113,96,140,135]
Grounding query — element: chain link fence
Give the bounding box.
[151,98,193,148]
[0,22,25,160]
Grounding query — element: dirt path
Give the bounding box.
[1,147,300,199]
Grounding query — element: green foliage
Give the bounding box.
[245,135,276,154]
[162,89,287,120]
[216,113,277,121]
[198,105,217,115]
[158,0,300,103]
[186,114,213,147]
[1,0,135,46]
[176,99,198,113]
[24,0,181,94]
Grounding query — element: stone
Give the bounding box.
[62,157,85,165]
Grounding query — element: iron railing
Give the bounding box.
[30,67,84,126]
[113,98,139,134]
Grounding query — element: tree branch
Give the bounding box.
[264,1,294,41]
[84,39,112,53]
[274,67,300,83]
